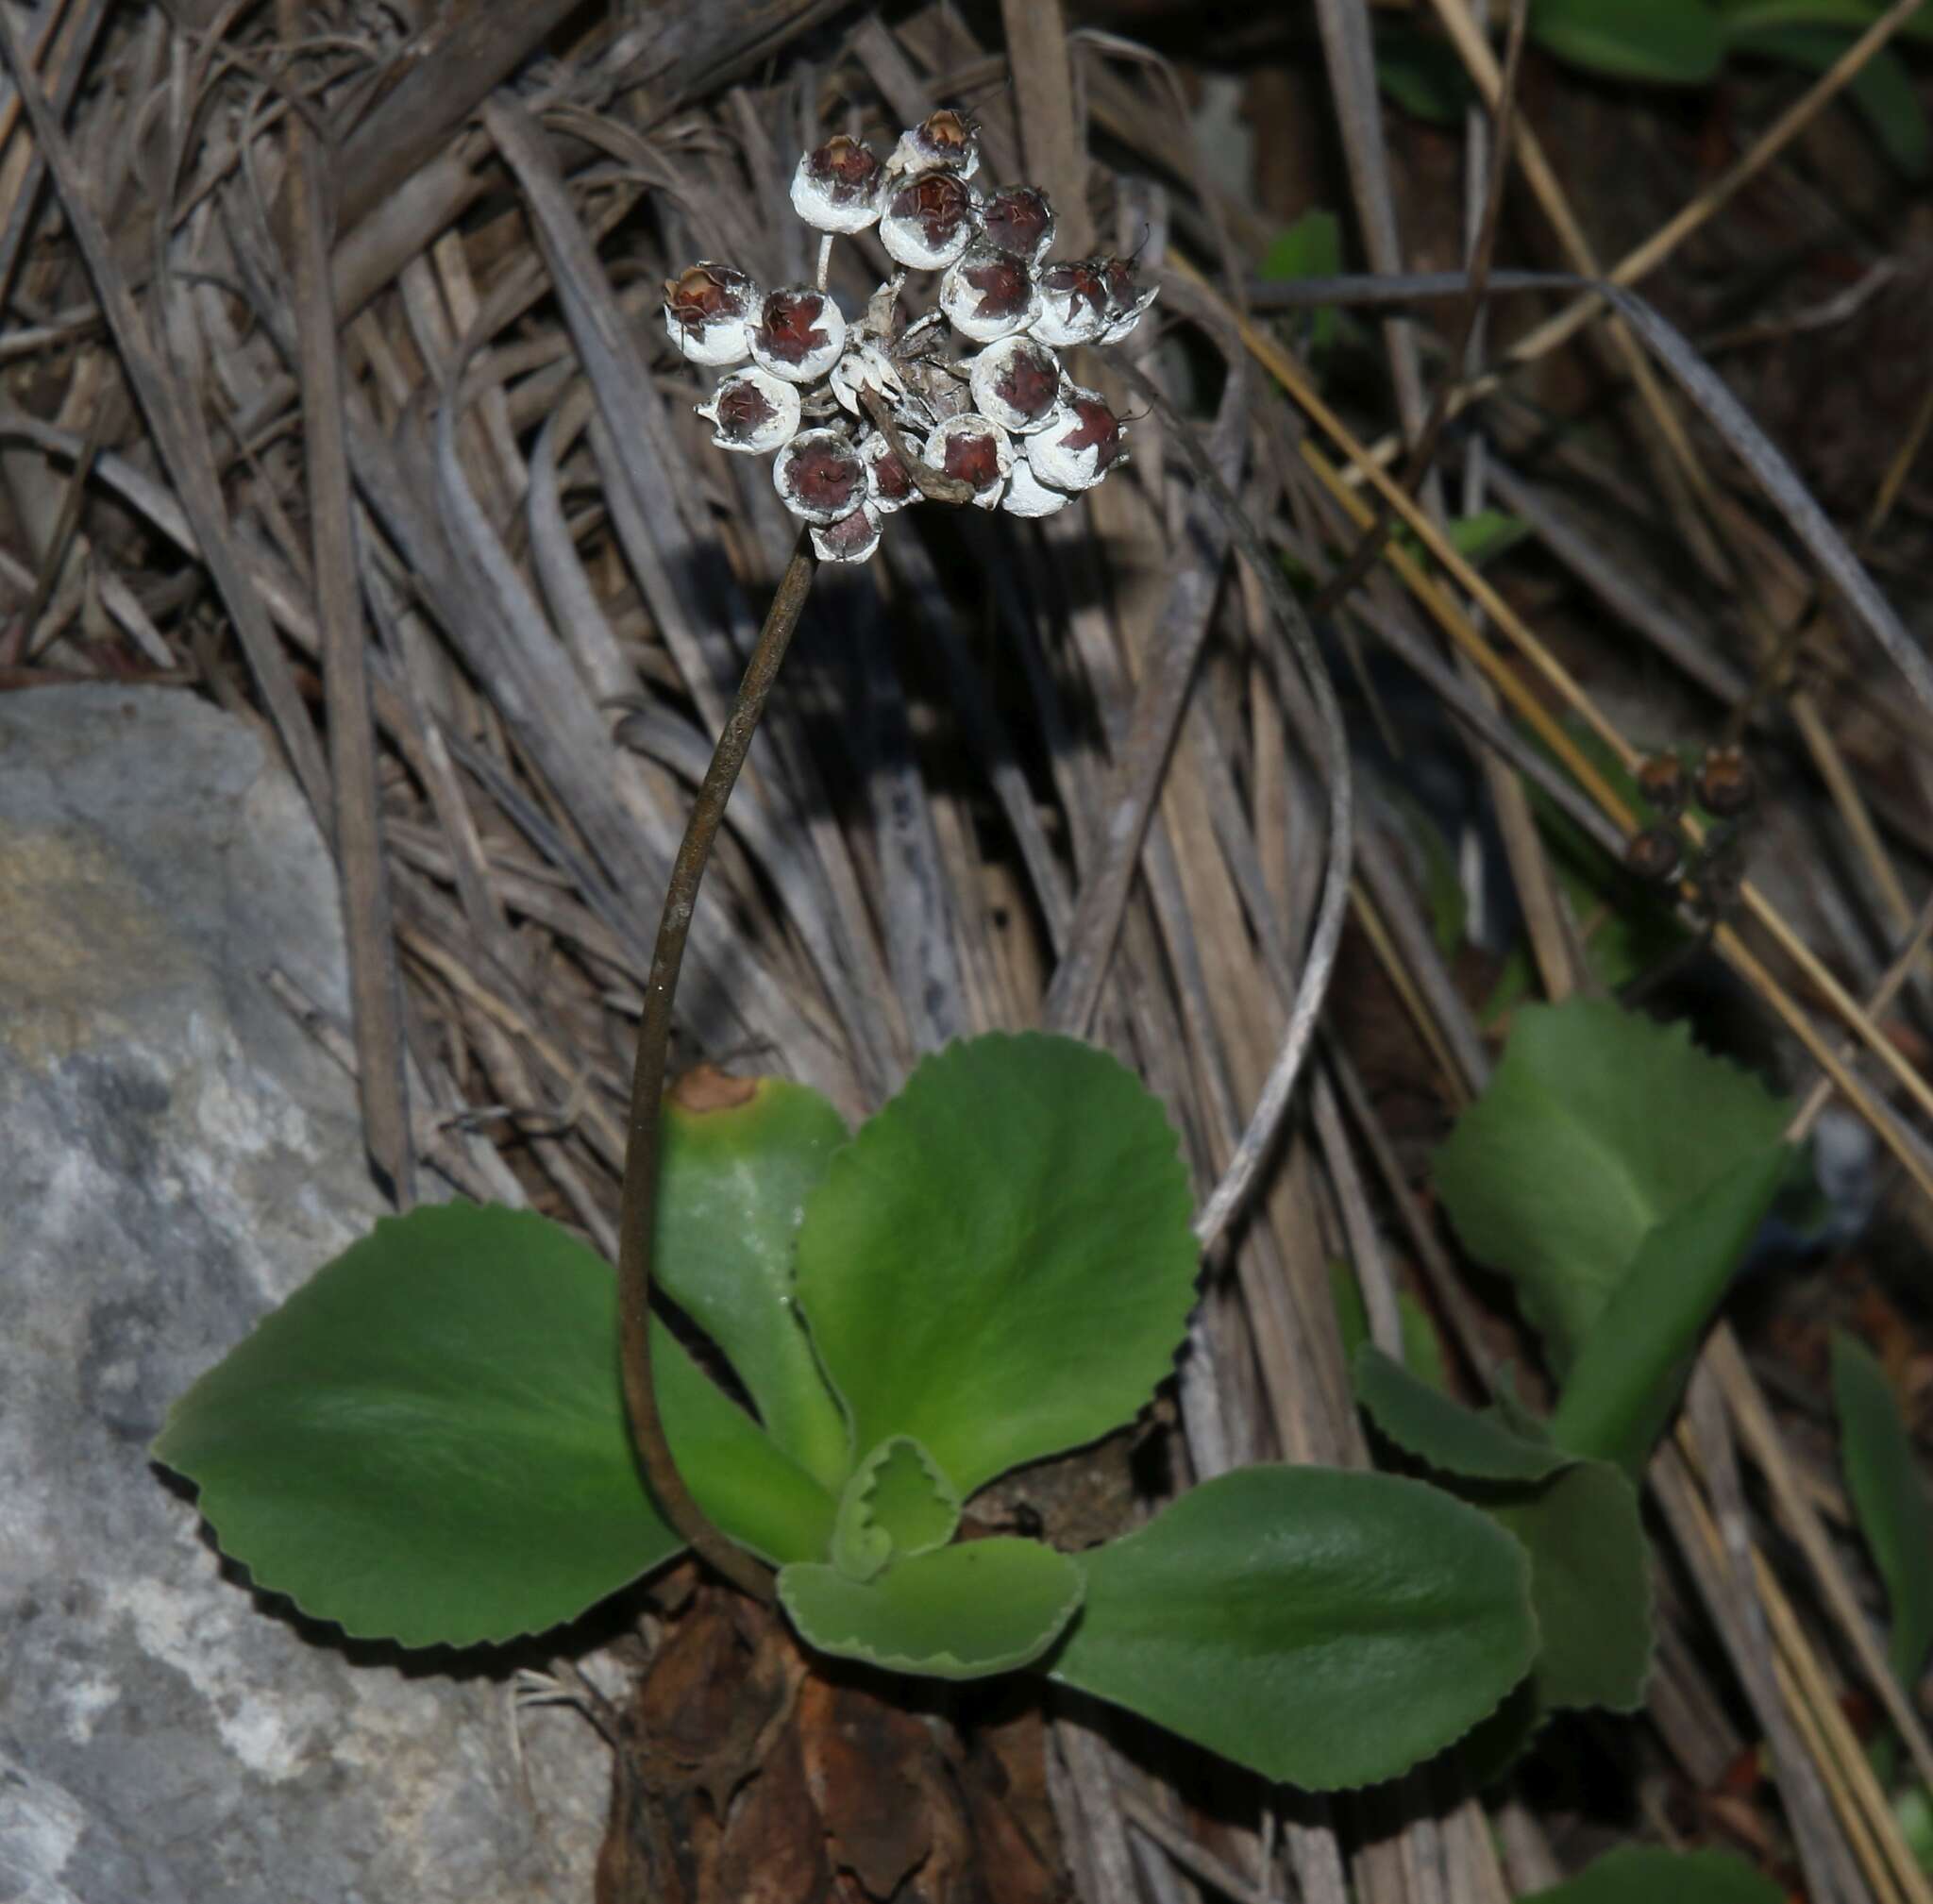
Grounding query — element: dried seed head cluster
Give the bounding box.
[662,110,1156,563]
[1623,743,1760,917]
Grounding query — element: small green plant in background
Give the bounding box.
[1833,1326,1933,1869]
[1348,998,1795,1776]
[155,1033,1538,1790]
[1376,0,1932,177]
[1521,1844,1787,1902]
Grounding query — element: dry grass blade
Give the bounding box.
[1310,0,1426,441]
[999,0,1090,257]
[1431,0,1932,398]
[0,0,113,311]
[1116,1785,1286,1904]
[1244,267,1931,715]
[1042,361,1245,1036]
[263,966,522,1207]
[310,0,581,241]
[1658,1396,1864,1904]
[0,6,332,812]
[1104,352,1356,1255]
[1708,1327,1933,1799]
[280,0,414,1205]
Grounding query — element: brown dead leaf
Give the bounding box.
[798,1674,934,1896]
[713,1725,833,1904]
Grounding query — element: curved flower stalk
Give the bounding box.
[663,110,1157,563]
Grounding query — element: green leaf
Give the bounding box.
[1532,0,1727,81]
[1376,22,1480,124]
[154,1204,835,1646]
[781,1537,1084,1679]
[831,1436,960,1582]
[1448,509,1532,565]
[1833,1330,1933,1685]
[1333,1263,1454,1392]
[1435,999,1790,1363]
[1717,0,1933,51]
[1488,1460,1653,1711]
[1548,1146,1790,1473]
[1895,1783,1933,1872]
[1354,1345,1572,1481]
[1728,25,1929,175]
[1046,1466,1538,1788]
[1452,1677,1548,1788]
[1521,1845,1784,1904]
[1352,1348,1654,1718]
[1393,510,1532,574]
[862,1436,960,1554]
[1491,1364,1551,1443]
[1260,209,1343,352]
[656,1073,852,1490]
[795,1034,1198,1500]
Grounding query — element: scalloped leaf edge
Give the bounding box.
[779,1538,1086,1680]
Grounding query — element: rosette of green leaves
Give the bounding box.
[156,1032,1536,1789]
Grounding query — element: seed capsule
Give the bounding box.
[1637,751,1687,817]
[748,287,848,384]
[1097,256,1159,344]
[859,428,922,513]
[695,366,802,454]
[980,186,1055,262]
[662,261,762,366]
[893,109,980,180]
[923,413,1013,510]
[790,135,886,233]
[1001,458,1072,518]
[1031,258,1112,347]
[939,242,1039,344]
[773,428,866,523]
[1624,825,1685,884]
[1025,388,1125,492]
[812,501,884,564]
[969,334,1066,435]
[1696,745,1755,818]
[880,171,979,270]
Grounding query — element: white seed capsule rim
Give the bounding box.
[698,367,802,454]
[748,293,849,385]
[1025,414,1112,493]
[1028,303,1106,348]
[967,336,1065,436]
[789,157,883,234]
[664,309,754,367]
[940,256,1040,345]
[774,429,869,524]
[879,213,975,272]
[811,500,885,563]
[924,414,1013,509]
[1001,459,1073,517]
[860,430,924,513]
[892,129,982,180]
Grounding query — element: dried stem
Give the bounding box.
[859,384,975,505]
[614,535,817,1605]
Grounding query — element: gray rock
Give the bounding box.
[0,686,604,1903]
